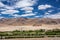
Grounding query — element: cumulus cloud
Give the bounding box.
[34,15,43,18]
[45,12,50,15]
[12,13,36,17]
[1,10,19,14]
[0,8,7,11]
[15,0,37,8]
[21,7,34,13]
[20,13,36,17]
[21,7,33,11]
[34,16,40,18]
[5,6,14,10]
[0,2,14,10]
[44,12,60,19]
[48,10,54,13]
[12,14,21,18]
[20,6,35,17]
[0,0,38,18]
[0,2,5,7]
[38,4,52,10]
[0,0,38,9]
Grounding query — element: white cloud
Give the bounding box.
[34,15,43,18]
[34,16,40,18]
[48,10,54,13]
[12,13,36,17]
[12,14,21,18]
[0,0,38,10]
[1,10,19,14]
[25,11,32,13]
[0,0,38,18]
[38,4,52,10]
[45,12,50,15]
[0,8,7,11]
[0,2,5,7]
[44,12,60,19]
[21,7,34,13]
[21,7,33,11]
[0,2,14,10]
[15,0,37,8]
[20,13,36,17]
[5,6,14,10]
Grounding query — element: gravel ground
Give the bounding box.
[1,37,60,40]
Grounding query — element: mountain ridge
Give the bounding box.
[0,18,60,26]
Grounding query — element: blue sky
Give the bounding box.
[0,0,60,19]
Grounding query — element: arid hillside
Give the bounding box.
[0,18,60,26]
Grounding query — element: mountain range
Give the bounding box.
[0,18,60,26]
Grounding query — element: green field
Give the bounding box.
[0,29,60,39]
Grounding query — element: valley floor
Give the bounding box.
[0,24,60,31]
[1,37,60,40]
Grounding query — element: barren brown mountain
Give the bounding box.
[0,18,60,26]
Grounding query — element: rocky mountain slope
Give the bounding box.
[0,18,60,26]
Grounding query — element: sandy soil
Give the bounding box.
[1,37,60,40]
[0,24,60,31]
